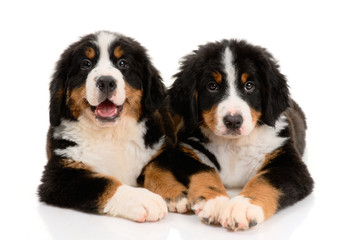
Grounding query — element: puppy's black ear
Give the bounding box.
[49,34,94,126]
[169,54,199,131]
[49,50,72,127]
[142,63,166,114]
[259,50,290,127]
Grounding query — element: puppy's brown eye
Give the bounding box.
[81,59,92,70]
[244,81,255,93]
[117,59,128,69]
[207,81,219,92]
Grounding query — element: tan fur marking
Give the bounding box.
[67,86,89,119]
[194,90,198,102]
[260,149,283,172]
[241,73,250,84]
[85,47,96,59]
[213,71,222,83]
[46,129,52,160]
[202,105,218,132]
[250,109,262,126]
[123,83,143,120]
[168,112,184,135]
[114,46,124,59]
[168,112,182,128]
[150,145,165,161]
[153,109,162,121]
[56,88,64,101]
[61,159,91,170]
[181,146,201,162]
[143,163,187,202]
[239,174,282,219]
[188,171,228,204]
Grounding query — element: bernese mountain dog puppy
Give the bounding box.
[141,39,314,230]
[38,31,170,222]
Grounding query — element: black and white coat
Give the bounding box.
[142,39,314,231]
[39,31,169,222]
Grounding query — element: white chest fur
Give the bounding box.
[53,115,164,187]
[195,116,288,188]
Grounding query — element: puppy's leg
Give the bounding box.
[219,174,276,230]
[39,159,167,222]
[187,169,229,225]
[145,147,229,223]
[219,147,314,230]
[140,161,190,213]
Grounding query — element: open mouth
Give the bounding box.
[90,99,123,122]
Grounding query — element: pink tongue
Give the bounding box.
[95,100,118,117]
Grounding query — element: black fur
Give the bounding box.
[152,39,313,227]
[257,50,290,127]
[169,39,290,131]
[183,137,221,171]
[108,36,166,118]
[39,31,170,217]
[144,114,165,148]
[260,142,313,210]
[139,147,214,187]
[49,35,97,126]
[39,160,110,213]
[49,32,166,127]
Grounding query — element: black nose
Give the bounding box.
[223,114,243,130]
[96,76,117,95]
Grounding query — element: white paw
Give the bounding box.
[167,196,190,213]
[103,185,168,222]
[192,196,229,224]
[219,195,264,230]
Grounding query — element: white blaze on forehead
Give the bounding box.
[96,31,116,70]
[223,47,237,97]
[214,47,254,136]
[86,31,126,107]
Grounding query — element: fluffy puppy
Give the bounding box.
[140,39,314,230]
[38,31,169,222]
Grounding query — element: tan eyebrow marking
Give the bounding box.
[85,47,95,59]
[241,73,250,84]
[212,71,222,83]
[114,46,124,58]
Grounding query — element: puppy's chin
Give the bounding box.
[214,131,243,139]
[219,132,242,139]
[94,117,120,127]
[203,126,254,139]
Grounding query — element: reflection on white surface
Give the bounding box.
[167,228,184,240]
[34,191,315,240]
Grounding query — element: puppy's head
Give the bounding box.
[49,31,165,127]
[170,39,289,138]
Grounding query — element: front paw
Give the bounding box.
[103,185,168,222]
[219,195,264,230]
[166,192,190,213]
[192,196,229,225]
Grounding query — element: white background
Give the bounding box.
[1,0,359,239]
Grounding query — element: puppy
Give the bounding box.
[38,31,169,222]
[141,39,314,230]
